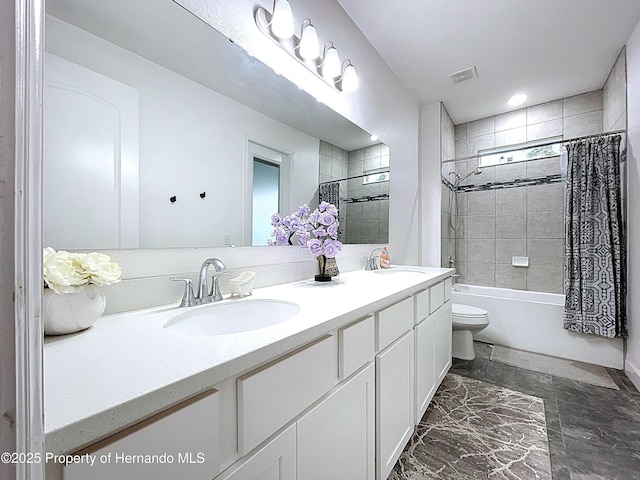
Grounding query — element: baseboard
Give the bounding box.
[625,358,640,391]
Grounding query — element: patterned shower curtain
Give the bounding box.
[563,135,626,338]
[319,181,340,207]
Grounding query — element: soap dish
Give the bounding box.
[229,271,256,297]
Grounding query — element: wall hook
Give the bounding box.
[170,196,177,203]
[200,192,206,199]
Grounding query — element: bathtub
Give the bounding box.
[451,284,624,369]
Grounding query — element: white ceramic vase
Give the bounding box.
[43,285,106,335]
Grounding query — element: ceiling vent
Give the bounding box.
[448,65,478,84]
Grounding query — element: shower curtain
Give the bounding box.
[563,135,626,338]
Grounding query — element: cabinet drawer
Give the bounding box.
[63,389,219,480]
[429,281,445,314]
[237,335,337,455]
[377,297,414,351]
[339,316,375,379]
[415,290,429,324]
[444,277,452,302]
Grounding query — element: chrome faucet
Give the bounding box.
[170,258,228,306]
[365,248,383,271]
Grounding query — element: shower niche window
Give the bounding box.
[479,138,562,167]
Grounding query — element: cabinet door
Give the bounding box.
[216,424,295,480]
[434,302,452,384]
[376,331,415,480]
[297,363,375,480]
[415,315,436,425]
[63,390,219,480]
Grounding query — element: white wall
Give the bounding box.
[419,103,442,266]
[625,21,640,388]
[47,16,321,249]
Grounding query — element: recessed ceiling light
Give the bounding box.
[370,134,378,141]
[508,93,527,107]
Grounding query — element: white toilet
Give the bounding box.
[451,303,490,360]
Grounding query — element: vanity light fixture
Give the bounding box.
[270,0,294,39]
[254,1,358,92]
[340,59,359,92]
[298,19,319,60]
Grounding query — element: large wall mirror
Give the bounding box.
[43,0,389,249]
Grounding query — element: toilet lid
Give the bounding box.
[452,303,488,318]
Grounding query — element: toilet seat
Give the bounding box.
[452,304,489,327]
[452,304,487,318]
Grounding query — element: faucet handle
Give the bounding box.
[209,270,229,302]
[170,277,197,307]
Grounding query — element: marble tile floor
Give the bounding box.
[449,342,640,480]
[389,372,552,480]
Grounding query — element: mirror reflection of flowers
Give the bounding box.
[269,202,342,258]
[43,247,122,294]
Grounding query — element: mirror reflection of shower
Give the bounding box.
[448,167,482,230]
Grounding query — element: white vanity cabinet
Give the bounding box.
[414,280,452,425]
[375,297,415,480]
[216,425,296,480]
[62,389,219,480]
[297,363,375,480]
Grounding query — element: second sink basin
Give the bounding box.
[164,299,300,336]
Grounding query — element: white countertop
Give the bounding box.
[44,266,452,454]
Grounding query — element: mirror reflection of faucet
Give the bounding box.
[170,258,228,307]
[365,248,384,270]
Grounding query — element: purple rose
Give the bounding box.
[276,233,289,245]
[322,239,342,258]
[327,223,339,238]
[297,231,310,246]
[308,210,321,224]
[313,227,326,238]
[282,216,292,228]
[307,238,323,256]
[297,204,310,217]
[271,213,282,226]
[326,204,338,216]
[320,212,335,226]
[318,201,330,212]
[289,217,302,232]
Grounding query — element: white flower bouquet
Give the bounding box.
[43,247,121,294]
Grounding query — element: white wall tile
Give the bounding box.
[468,239,496,263]
[494,161,526,182]
[527,239,564,266]
[526,265,563,293]
[563,90,603,117]
[495,239,526,263]
[527,119,563,141]
[526,184,564,212]
[527,211,564,238]
[455,139,467,158]
[495,264,527,290]
[527,100,563,124]
[467,117,495,137]
[495,213,526,239]
[563,110,603,139]
[526,157,562,177]
[495,188,526,214]
[468,215,495,239]
[468,190,496,215]
[495,127,527,147]
[495,109,526,132]
[467,133,495,156]
[455,123,467,141]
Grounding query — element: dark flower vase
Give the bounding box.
[315,255,332,282]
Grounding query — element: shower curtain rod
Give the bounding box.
[443,129,626,164]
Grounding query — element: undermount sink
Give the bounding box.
[164,299,300,336]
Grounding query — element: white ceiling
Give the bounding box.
[337,0,640,124]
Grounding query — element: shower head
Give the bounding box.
[455,166,482,185]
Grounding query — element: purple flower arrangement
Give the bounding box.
[269,202,343,259]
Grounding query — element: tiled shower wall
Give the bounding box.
[444,90,605,293]
[319,140,389,244]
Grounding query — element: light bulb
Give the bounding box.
[271,0,294,39]
[507,93,527,107]
[341,62,358,92]
[322,44,341,79]
[299,20,319,60]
